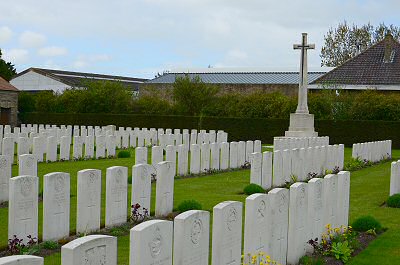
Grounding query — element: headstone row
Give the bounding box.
[251,144,344,188]
[274,136,329,152]
[4,171,350,265]
[7,161,175,243]
[352,140,391,162]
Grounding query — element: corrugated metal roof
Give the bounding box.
[146,72,326,85]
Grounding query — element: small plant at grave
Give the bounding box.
[242,251,281,265]
[343,157,365,171]
[307,224,358,262]
[117,150,131,158]
[290,174,298,183]
[331,241,352,263]
[130,203,149,223]
[41,240,59,250]
[177,199,203,212]
[109,226,129,237]
[351,216,382,232]
[387,193,400,208]
[324,169,333,175]
[205,168,219,175]
[241,161,251,169]
[243,183,265,195]
[8,235,38,255]
[332,166,340,174]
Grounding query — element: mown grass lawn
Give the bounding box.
[2,147,400,264]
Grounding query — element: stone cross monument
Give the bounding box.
[285,33,318,137]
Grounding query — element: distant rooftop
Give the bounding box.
[147,70,328,85]
[0,76,18,92]
[13,68,148,88]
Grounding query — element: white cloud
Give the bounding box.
[2,49,29,63]
[72,54,112,70]
[19,31,46,48]
[0,26,12,44]
[38,46,67,57]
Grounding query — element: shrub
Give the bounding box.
[41,241,59,250]
[387,193,400,208]
[243,183,265,195]
[351,216,382,232]
[117,150,131,158]
[177,200,202,212]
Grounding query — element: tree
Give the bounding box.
[172,75,220,116]
[320,22,400,67]
[0,49,17,81]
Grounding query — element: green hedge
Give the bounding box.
[19,112,400,148]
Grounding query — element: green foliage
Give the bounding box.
[387,193,400,208]
[177,200,202,212]
[117,150,131,158]
[331,241,353,263]
[172,75,220,116]
[352,216,382,232]
[321,21,400,67]
[0,49,17,81]
[243,183,265,195]
[18,92,37,113]
[41,241,59,250]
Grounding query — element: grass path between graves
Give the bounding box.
[2,147,400,264]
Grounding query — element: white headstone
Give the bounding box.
[8,175,38,242]
[254,140,262,153]
[337,171,350,227]
[272,150,284,187]
[190,144,201,174]
[43,172,70,241]
[229,142,238,169]
[0,255,43,265]
[307,178,324,247]
[323,174,338,229]
[287,182,308,265]
[106,135,116,157]
[77,169,102,234]
[129,220,173,265]
[390,161,400,196]
[95,135,106,159]
[60,136,70,161]
[61,235,117,265]
[32,137,44,162]
[250,152,262,186]
[219,142,229,170]
[135,147,148,165]
[2,137,15,164]
[0,155,11,203]
[46,136,57,162]
[262,151,273,190]
[18,137,30,156]
[165,145,176,175]
[173,210,210,265]
[151,146,163,166]
[85,136,95,158]
[106,166,128,227]
[200,143,210,173]
[177,144,188,176]
[73,136,83,159]
[18,154,37,177]
[211,201,242,265]
[245,141,254,162]
[237,141,246,167]
[155,161,175,217]
[268,188,289,265]
[244,194,271,261]
[132,164,154,216]
[210,142,220,170]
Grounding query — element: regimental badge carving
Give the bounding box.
[0,157,7,168]
[257,200,266,219]
[191,219,202,245]
[227,207,237,231]
[83,245,106,265]
[115,168,123,184]
[54,174,64,193]
[149,226,163,258]
[20,178,32,197]
[88,171,97,185]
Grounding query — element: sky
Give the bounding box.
[0,0,399,79]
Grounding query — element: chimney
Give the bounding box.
[383,32,394,63]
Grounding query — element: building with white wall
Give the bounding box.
[11,68,148,93]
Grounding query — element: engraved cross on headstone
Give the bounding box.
[293,33,315,114]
